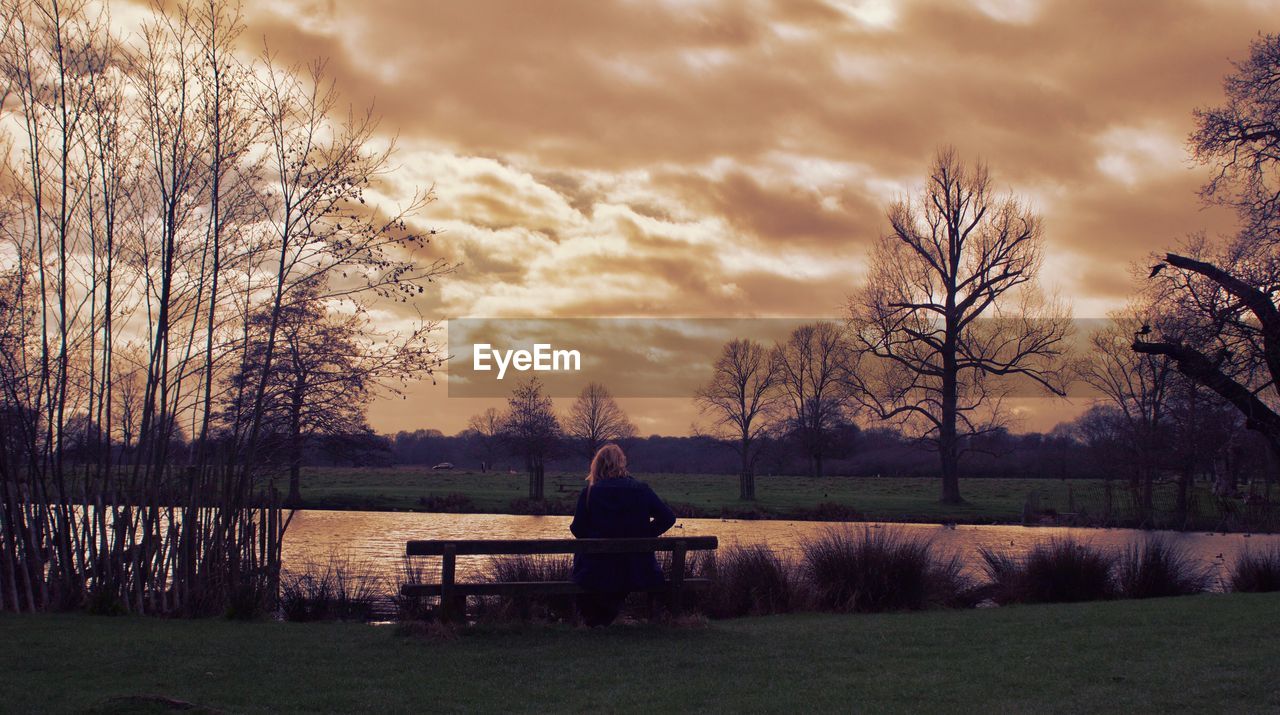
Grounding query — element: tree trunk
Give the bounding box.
[939,362,962,504]
[528,456,544,501]
[1140,466,1154,526]
[286,391,303,507]
[1175,467,1191,526]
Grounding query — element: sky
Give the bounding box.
[213,0,1275,436]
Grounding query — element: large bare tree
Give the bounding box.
[694,338,782,501]
[1133,35,1280,473]
[848,148,1071,504]
[564,382,636,460]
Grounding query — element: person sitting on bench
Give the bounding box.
[569,443,677,626]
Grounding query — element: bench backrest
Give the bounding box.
[405,536,717,557]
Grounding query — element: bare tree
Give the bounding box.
[1082,305,1176,523]
[465,407,503,472]
[0,0,447,615]
[848,148,1071,504]
[565,382,636,460]
[774,322,855,478]
[1134,35,1280,475]
[500,377,561,500]
[694,338,782,500]
[225,279,438,505]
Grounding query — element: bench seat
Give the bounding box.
[400,577,713,598]
[402,536,718,622]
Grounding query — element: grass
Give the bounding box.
[3,594,1280,712]
[298,466,1233,528]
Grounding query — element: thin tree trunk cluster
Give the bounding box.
[0,0,443,614]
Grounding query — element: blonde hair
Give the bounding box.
[586,444,628,484]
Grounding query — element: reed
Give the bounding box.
[1229,546,1280,593]
[981,538,1115,604]
[799,526,970,613]
[1113,537,1213,599]
[279,555,386,622]
[701,544,798,618]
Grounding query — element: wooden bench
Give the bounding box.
[400,536,718,623]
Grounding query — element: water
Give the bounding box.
[282,510,1280,590]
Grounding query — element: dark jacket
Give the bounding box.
[569,476,677,592]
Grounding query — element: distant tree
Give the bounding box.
[1082,306,1177,523]
[848,147,1071,504]
[695,339,782,500]
[226,281,438,505]
[1064,404,1128,520]
[465,407,503,472]
[774,322,856,477]
[500,378,561,500]
[318,432,394,468]
[564,382,636,460]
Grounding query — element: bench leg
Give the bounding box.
[439,546,462,624]
[440,595,465,623]
[669,543,686,616]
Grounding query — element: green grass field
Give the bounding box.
[3,594,1277,712]
[299,466,1227,527]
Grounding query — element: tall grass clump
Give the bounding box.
[1230,547,1280,593]
[981,538,1114,604]
[701,545,797,618]
[800,527,970,613]
[1114,538,1212,599]
[279,556,386,622]
[474,555,575,622]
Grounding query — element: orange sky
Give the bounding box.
[209,0,1275,436]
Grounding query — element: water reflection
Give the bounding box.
[283,510,1280,590]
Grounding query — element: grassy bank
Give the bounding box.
[3,594,1278,712]
[300,466,1230,528]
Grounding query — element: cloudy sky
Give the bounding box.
[224,0,1272,436]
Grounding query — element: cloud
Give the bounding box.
[212,0,1280,435]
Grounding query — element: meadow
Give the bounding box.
[4,593,1277,712]
[299,466,1235,528]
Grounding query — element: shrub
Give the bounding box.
[982,538,1114,604]
[1114,537,1212,599]
[280,555,385,622]
[473,555,575,622]
[800,526,970,613]
[1230,546,1280,593]
[701,544,798,618]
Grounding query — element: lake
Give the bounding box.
[282,509,1280,590]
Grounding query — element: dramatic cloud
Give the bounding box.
[223,0,1277,434]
